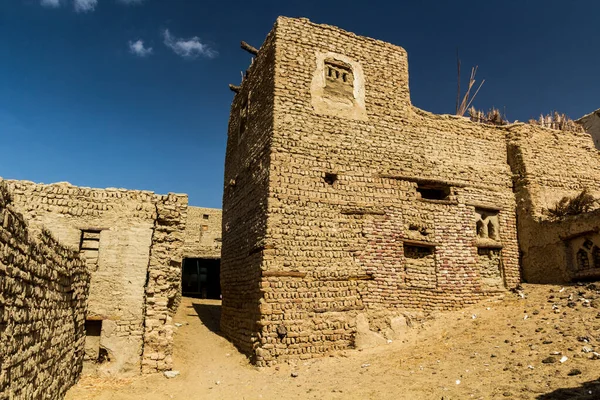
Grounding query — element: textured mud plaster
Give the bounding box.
[311,52,367,120]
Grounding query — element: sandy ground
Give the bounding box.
[66,284,600,400]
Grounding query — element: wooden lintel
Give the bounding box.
[466,202,503,211]
[403,239,441,247]
[240,41,258,55]
[560,228,600,241]
[262,271,306,278]
[341,209,386,216]
[379,174,468,188]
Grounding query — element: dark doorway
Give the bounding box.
[182,258,221,299]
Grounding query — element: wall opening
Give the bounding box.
[475,208,500,240]
[182,258,221,299]
[84,320,102,362]
[324,172,338,185]
[416,183,450,200]
[79,229,101,270]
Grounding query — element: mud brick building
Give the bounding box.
[5,180,188,375]
[221,17,600,366]
[181,206,222,298]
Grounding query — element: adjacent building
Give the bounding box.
[221,17,600,366]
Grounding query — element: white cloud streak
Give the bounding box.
[162,29,217,59]
[128,40,153,57]
[40,0,61,7]
[74,0,98,12]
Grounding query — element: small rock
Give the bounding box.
[567,368,582,376]
[174,323,183,327]
[582,347,593,353]
[503,392,512,397]
[591,352,600,360]
[560,356,569,363]
[291,372,299,378]
[361,363,370,368]
[542,357,556,364]
[164,370,180,379]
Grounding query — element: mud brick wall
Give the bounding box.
[141,194,187,373]
[220,27,277,354]
[0,181,90,399]
[182,206,222,259]
[222,17,521,366]
[6,180,187,375]
[507,124,600,283]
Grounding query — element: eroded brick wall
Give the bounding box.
[223,17,521,366]
[507,124,600,283]
[220,27,277,354]
[141,194,187,373]
[6,180,187,374]
[0,181,90,399]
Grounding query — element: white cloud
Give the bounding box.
[74,0,98,12]
[128,40,153,57]
[162,29,217,59]
[40,0,61,7]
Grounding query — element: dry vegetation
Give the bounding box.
[547,189,597,220]
[529,112,586,133]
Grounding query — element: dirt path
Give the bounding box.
[67,284,600,400]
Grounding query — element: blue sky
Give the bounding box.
[1,0,599,207]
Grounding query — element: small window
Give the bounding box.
[475,209,500,240]
[416,183,450,200]
[203,214,209,220]
[324,59,354,98]
[238,97,249,143]
[324,172,338,185]
[404,244,434,259]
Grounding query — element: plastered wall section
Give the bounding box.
[222,17,520,366]
[221,27,277,354]
[182,206,222,259]
[507,124,600,283]
[0,181,90,400]
[577,110,600,150]
[5,180,187,374]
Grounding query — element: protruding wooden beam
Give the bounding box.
[240,41,258,55]
[229,84,240,93]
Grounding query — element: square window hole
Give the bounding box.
[416,183,450,200]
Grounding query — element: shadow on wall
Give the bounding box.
[191,302,222,335]
[537,377,600,399]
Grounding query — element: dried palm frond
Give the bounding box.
[547,189,597,219]
[529,111,586,133]
[469,107,508,126]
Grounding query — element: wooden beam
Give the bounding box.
[240,41,258,55]
[229,84,240,93]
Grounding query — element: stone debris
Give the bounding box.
[163,371,180,379]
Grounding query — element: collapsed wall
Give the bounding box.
[5,180,187,375]
[507,124,600,283]
[222,17,521,366]
[0,181,90,399]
